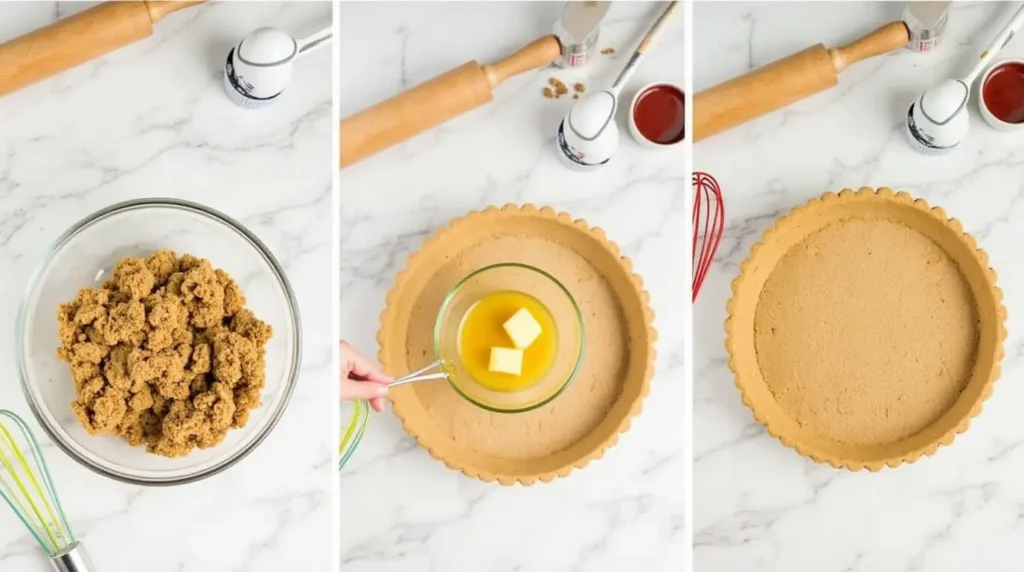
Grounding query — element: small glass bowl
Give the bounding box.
[16,199,301,486]
[433,263,584,413]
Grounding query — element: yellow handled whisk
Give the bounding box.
[0,410,94,571]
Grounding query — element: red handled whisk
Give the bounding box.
[692,172,724,302]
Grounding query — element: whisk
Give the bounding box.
[692,172,724,302]
[339,360,453,470]
[339,400,369,471]
[0,410,93,572]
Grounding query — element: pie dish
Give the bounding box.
[378,204,656,485]
[726,188,1006,470]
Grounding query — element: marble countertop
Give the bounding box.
[0,2,333,571]
[694,2,1024,571]
[338,2,686,570]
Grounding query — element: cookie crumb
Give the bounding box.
[574,83,586,94]
[573,94,579,99]
[601,48,615,56]
[543,77,573,99]
[58,251,272,458]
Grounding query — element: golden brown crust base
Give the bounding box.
[378,204,656,485]
[725,188,1007,471]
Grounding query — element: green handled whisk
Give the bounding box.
[338,400,369,471]
[0,410,94,571]
[338,360,453,471]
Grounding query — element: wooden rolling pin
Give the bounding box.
[0,1,204,98]
[693,21,910,142]
[340,35,562,168]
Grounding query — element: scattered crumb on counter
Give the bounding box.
[552,77,568,96]
[541,77,572,99]
[543,78,585,100]
[57,251,272,458]
[601,47,615,56]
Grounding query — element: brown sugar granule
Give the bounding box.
[548,77,570,98]
[57,250,272,458]
[543,87,554,98]
[573,82,586,94]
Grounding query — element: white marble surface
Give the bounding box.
[338,2,686,570]
[0,2,333,571]
[694,2,1024,571]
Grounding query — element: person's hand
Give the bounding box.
[340,341,393,412]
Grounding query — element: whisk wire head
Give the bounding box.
[692,172,725,302]
[0,410,75,557]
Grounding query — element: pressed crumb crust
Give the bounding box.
[380,205,655,484]
[754,218,980,447]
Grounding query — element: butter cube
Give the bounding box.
[488,347,523,376]
[503,308,542,349]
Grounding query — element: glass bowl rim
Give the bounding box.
[15,197,303,486]
[432,262,585,414]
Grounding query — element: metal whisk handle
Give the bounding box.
[50,542,95,572]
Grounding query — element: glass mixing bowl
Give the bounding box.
[434,263,584,413]
[16,199,301,486]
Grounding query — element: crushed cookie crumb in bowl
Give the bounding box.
[16,198,301,486]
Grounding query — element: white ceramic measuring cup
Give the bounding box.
[223,25,332,109]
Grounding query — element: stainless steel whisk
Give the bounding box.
[0,410,94,571]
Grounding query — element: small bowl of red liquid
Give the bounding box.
[627,82,685,149]
[979,59,1024,132]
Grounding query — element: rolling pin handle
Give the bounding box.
[481,35,562,89]
[829,21,910,73]
[144,1,205,24]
